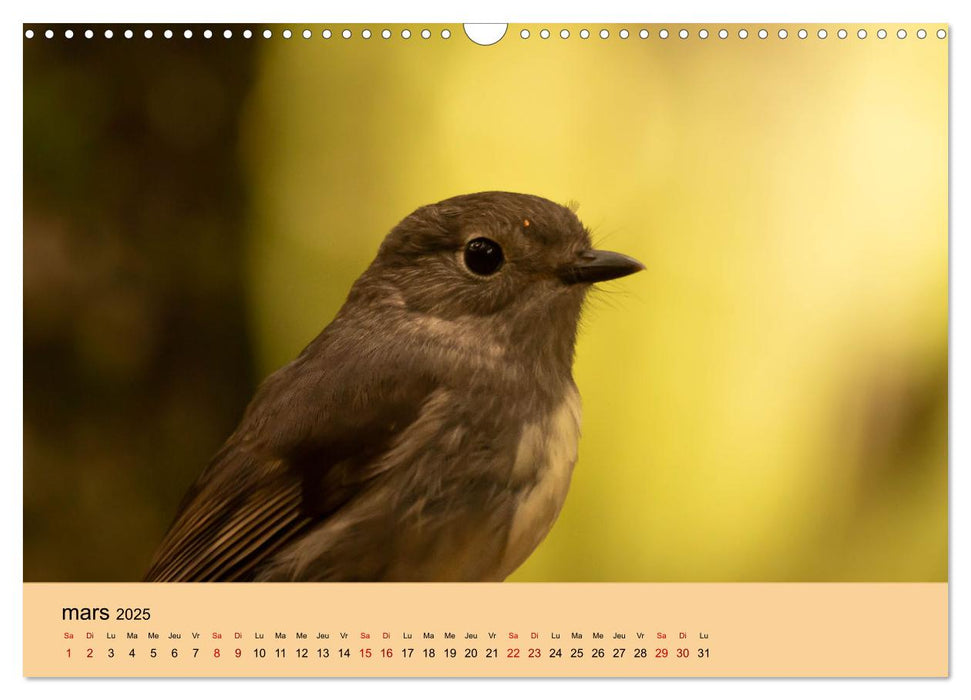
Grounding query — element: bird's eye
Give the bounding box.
[463,237,504,276]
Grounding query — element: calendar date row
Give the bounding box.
[66,646,712,660]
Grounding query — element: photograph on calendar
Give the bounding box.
[23,24,946,589]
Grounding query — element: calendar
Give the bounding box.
[22,22,949,679]
[24,584,947,676]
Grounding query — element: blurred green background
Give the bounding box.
[23,24,947,581]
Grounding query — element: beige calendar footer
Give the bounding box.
[23,582,946,677]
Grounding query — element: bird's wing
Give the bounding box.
[145,342,438,582]
[144,452,308,582]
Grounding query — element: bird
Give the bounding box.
[145,191,644,582]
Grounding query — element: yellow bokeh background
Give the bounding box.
[240,25,947,581]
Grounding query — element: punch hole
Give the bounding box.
[402,29,411,39]
[778,28,788,39]
[421,29,430,39]
[86,29,94,39]
[917,29,926,39]
[322,29,332,39]
[600,29,609,39]
[638,29,648,39]
[679,29,688,39]
[817,28,827,39]
[282,29,292,39]
[937,29,946,38]
[45,29,53,38]
[540,29,550,39]
[897,29,907,39]
[343,29,352,39]
[659,29,669,39]
[65,29,74,39]
[619,29,630,39]
[262,29,271,38]
[143,29,152,39]
[363,29,373,39]
[857,29,867,39]
[738,28,748,39]
[441,29,451,39]
[699,29,709,39]
[302,29,311,39]
[185,29,193,39]
[837,29,847,39]
[877,29,887,39]
[125,29,134,39]
[798,29,808,39]
[24,29,33,39]
[463,24,507,46]
[224,29,233,39]
[105,29,113,38]
[757,28,767,39]
[560,29,569,39]
[203,29,212,39]
[580,29,590,39]
[718,29,728,39]
[165,29,174,39]
[520,29,529,39]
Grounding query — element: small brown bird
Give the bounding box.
[146,192,643,582]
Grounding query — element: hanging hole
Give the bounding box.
[463,23,507,46]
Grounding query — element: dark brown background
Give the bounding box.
[24,27,260,580]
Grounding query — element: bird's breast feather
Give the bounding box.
[498,385,582,578]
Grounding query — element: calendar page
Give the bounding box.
[21,21,948,678]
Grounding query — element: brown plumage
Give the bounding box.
[145,192,643,582]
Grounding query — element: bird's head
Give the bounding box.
[348,192,644,371]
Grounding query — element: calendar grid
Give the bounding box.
[24,582,946,677]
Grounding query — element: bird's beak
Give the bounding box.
[558,249,645,285]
